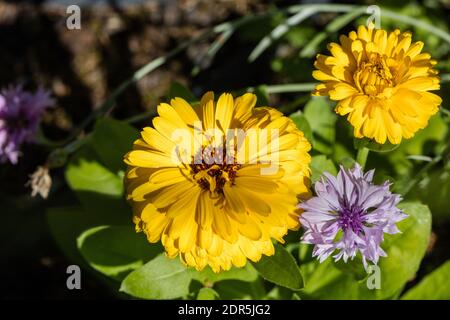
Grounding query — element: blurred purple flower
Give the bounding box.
[0,85,54,164]
[299,164,408,268]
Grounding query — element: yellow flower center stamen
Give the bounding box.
[190,146,240,193]
[355,53,394,96]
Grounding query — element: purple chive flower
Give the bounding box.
[299,164,408,268]
[0,85,54,164]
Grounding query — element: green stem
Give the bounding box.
[356,147,370,169]
[265,83,317,94]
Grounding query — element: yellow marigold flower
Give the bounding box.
[313,24,442,144]
[124,92,311,272]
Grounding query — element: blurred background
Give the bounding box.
[1,0,449,299]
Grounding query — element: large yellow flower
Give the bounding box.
[124,92,311,272]
[313,24,442,144]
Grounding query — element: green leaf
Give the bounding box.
[66,147,123,197]
[265,286,299,300]
[252,243,303,290]
[310,155,337,184]
[301,202,431,299]
[77,226,161,280]
[401,260,450,300]
[65,146,129,225]
[303,97,337,155]
[332,255,367,281]
[47,206,93,266]
[290,111,314,145]
[354,137,399,153]
[410,168,450,221]
[214,279,266,300]
[338,156,356,169]
[90,118,139,173]
[120,254,193,299]
[47,207,124,294]
[300,259,361,299]
[197,287,220,300]
[192,264,258,284]
[168,81,196,102]
[298,243,314,265]
[376,202,432,296]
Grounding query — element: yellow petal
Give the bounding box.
[171,97,200,126]
[234,186,271,215]
[200,91,214,107]
[124,150,175,168]
[140,127,176,155]
[203,99,215,130]
[215,93,234,131]
[167,186,201,218]
[152,180,193,208]
[329,83,358,100]
[233,93,256,125]
[196,191,214,229]
[235,176,278,193]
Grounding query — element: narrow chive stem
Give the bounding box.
[356,147,369,170]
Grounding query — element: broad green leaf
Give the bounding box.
[290,111,314,145]
[47,206,93,266]
[192,264,258,284]
[332,255,367,281]
[409,167,450,221]
[375,202,432,297]
[401,260,450,300]
[66,147,123,197]
[90,118,139,173]
[265,286,301,300]
[310,155,337,183]
[197,287,220,300]
[65,146,129,225]
[338,156,356,169]
[168,81,196,102]
[77,225,161,280]
[301,259,361,299]
[252,243,303,290]
[298,243,314,265]
[214,279,266,300]
[303,97,337,155]
[47,207,123,293]
[300,202,431,299]
[120,254,193,299]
